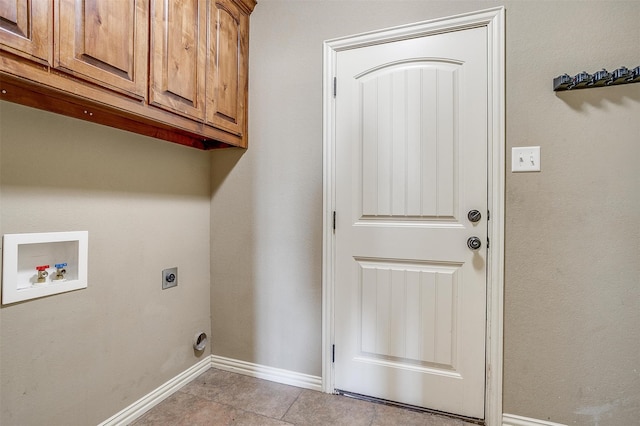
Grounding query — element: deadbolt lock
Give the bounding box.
[468,210,482,223]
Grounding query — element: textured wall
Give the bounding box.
[210,0,489,382]
[1,1,637,424]
[0,102,212,425]
[210,1,640,425]
[503,1,640,424]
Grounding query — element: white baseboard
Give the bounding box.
[99,357,568,426]
[99,355,323,425]
[98,356,212,426]
[503,413,567,426]
[211,354,323,392]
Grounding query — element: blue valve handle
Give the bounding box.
[55,263,67,268]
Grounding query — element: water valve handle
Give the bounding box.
[53,263,68,280]
[36,265,50,271]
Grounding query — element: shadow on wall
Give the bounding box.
[0,101,210,198]
[211,148,245,197]
[555,82,640,111]
[209,148,257,362]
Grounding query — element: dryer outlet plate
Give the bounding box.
[162,267,178,289]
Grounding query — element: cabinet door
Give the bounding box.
[206,0,248,136]
[149,0,206,120]
[0,0,52,64]
[56,0,148,99]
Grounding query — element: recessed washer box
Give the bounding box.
[2,231,88,304]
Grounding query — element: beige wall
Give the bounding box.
[0,102,212,425]
[504,1,640,423]
[210,1,640,425]
[1,1,638,425]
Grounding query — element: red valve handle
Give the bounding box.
[36,265,49,271]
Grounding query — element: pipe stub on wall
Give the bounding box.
[193,331,208,351]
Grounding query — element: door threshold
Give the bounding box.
[334,389,485,425]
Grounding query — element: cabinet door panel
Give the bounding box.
[0,0,51,64]
[206,0,246,136]
[150,0,206,120]
[56,0,148,99]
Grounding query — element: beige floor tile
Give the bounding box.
[283,390,375,426]
[182,368,302,419]
[132,390,294,426]
[131,391,228,426]
[371,403,478,426]
[134,369,479,426]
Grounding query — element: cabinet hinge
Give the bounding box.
[333,211,336,231]
[333,77,337,97]
[487,210,490,221]
[487,237,490,249]
[332,344,335,363]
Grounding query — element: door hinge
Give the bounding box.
[332,344,335,363]
[333,77,337,97]
[487,210,490,221]
[487,237,490,249]
[333,211,336,231]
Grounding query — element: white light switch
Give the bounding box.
[512,146,541,172]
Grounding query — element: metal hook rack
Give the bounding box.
[553,66,640,91]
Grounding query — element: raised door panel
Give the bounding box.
[55,0,148,99]
[150,0,206,121]
[0,0,51,64]
[360,65,459,219]
[205,0,247,136]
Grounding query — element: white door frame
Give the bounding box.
[322,7,505,425]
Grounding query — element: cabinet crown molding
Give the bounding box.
[233,0,257,14]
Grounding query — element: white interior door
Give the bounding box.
[333,25,488,419]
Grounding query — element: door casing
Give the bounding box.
[322,7,505,425]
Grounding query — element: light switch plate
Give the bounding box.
[512,146,541,172]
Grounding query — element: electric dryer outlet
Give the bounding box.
[162,267,178,289]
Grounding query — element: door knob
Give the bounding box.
[467,236,482,250]
[467,210,481,223]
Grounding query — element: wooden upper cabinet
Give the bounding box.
[151,0,250,137]
[206,0,247,136]
[1,0,256,149]
[55,0,148,99]
[0,0,52,64]
[150,0,207,120]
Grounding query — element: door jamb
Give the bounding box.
[321,7,505,426]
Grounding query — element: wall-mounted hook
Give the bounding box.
[608,66,630,85]
[554,65,640,91]
[570,71,591,89]
[553,74,572,90]
[589,69,610,87]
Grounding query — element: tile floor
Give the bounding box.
[132,368,479,426]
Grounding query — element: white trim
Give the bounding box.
[321,30,337,397]
[99,355,323,425]
[211,355,323,391]
[98,357,212,426]
[485,7,506,426]
[503,413,568,426]
[322,7,505,426]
